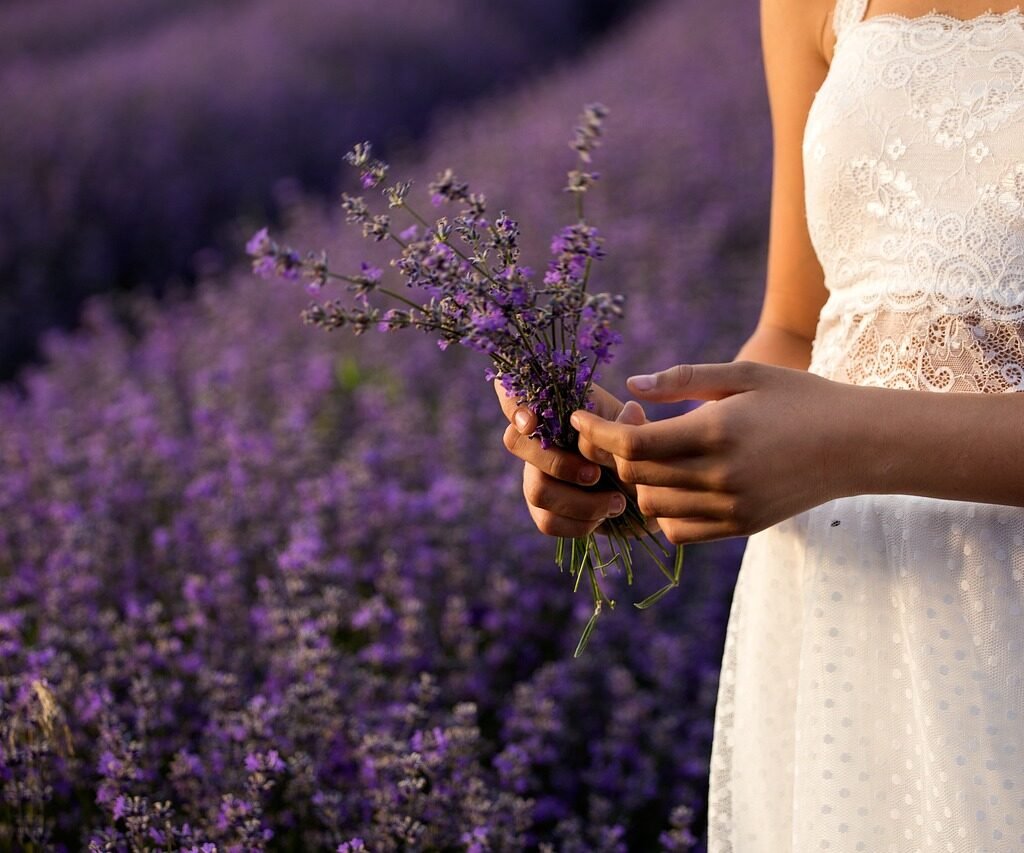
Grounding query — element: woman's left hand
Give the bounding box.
[569,361,862,544]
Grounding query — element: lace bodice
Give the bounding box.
[804,1,1024,391]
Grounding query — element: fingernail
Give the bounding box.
[629,374,655,391]
[514,410,532,433]
[609,496,626,516]
[569,413,582,430]
[578,465,600,485]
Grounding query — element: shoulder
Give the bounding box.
[761,0,837,69]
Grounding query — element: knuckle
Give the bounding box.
[550,454,578,484]
[703,410,733,452]
[734,360,761,384]
[723,494,748,524]
[614,458,634,484]
[662,522,689,546]
[534,513,560,537]
[523,477,550,509]
[670,363,693,387]
[636,491,659,519]
[709,464,737,494]
[620,429,645,461]
[735,500,763,533]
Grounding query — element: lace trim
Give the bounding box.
[858,6,1024,28]
[835,6,1024,48]
[810,306,1024,391]
[820,290,1024,324]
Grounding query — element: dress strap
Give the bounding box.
[832,0,869,39]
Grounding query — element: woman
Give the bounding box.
[496,0,1024,848]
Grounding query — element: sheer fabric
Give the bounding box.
[708,2,1024,849]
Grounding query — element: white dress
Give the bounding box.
[707,2,1024,850]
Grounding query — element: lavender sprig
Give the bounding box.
[248,104,682,654]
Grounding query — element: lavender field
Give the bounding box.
[0,0,647,380]
[0,0,770,849]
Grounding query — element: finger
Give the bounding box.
[586,384,626,421]
[577,399,646,467]
[570,409,700,461]
[611,455,714,489]
[633,484,734,520]
[504,425,602,485]
[523,466,626,522]
[657,517,737,545]
[625,361,764,404]
[527,503,601,540]
[619,399,647,424]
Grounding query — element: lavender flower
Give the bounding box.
[249,106,686,653]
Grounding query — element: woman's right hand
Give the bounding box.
[494,380,639,538]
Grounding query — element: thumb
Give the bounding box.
[576,399,646,468]
[617,399,647,425]
[625,362,761,403]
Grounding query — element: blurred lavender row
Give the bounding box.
[0,0,770,848]
[0,0,647,380]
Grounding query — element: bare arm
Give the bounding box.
[733,0,833,369]
[838,386,1024,507]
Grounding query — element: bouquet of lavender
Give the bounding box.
[247,105,682,655]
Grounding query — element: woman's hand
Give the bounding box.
[494,380,638,539]
[569,361,861,544]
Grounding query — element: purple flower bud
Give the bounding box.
[245,227,271,257]
[253,255,276,279]
[359,262,383,283]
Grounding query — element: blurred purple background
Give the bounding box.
[0,0,649,381]
[0,1,771,849]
